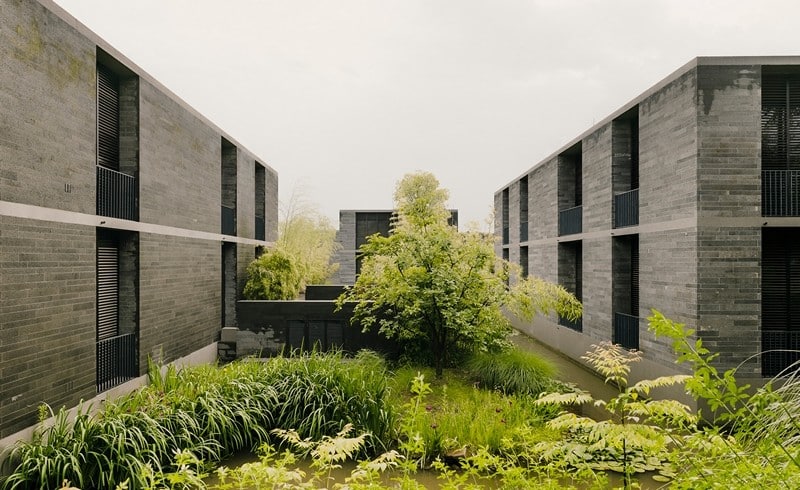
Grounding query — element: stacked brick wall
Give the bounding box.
[265,166,279,242]
[581,126,613,233]
[695,64,762,376]
[138,80,220,233]
[236,151,255,240]
[138,234,220,367]
[638,68,699,225]
[0,0,95,212]
[638,228,698,368]
[331,211,356,284]
[0,216,96,437]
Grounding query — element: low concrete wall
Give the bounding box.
[229,300,398,359]
[0,342,218,466]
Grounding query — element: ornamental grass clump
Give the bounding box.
[1,350,397,490]
[262,349,396,453]
[467,347,557,396]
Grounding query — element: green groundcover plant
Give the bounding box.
[8,310,800,489]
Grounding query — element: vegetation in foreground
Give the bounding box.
[6,311,800,489]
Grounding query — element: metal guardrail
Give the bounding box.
[96,333,137,392]
[614,312,639,350]
[558,205,582,236]
[614,188,639,228]
[763,170,800,216]
[97,165,136,220]
[222,205,236,235]
[762,330,800,377]
[558,315,582,332]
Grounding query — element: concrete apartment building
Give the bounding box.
[497,56,800,391]
[0,0,278,438]
[331,210,458,285]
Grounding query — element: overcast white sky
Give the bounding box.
[53,0,800,229]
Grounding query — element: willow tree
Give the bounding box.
[338,172,581,376]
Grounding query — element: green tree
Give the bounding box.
[338,172,581,376]
[243,248,303,300]
[277,186,340,289]
[244,186,339,299]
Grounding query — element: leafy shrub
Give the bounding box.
[243,248,303,300]
[391,367,560,465]
[467,347,557,396]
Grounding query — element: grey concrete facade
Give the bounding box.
[0,0,278,437]
[496,57,800,398]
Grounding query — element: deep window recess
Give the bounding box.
[221,138,237,235]
[255,163,266,240]
[502,188,510,244]
[520,246,529,278]
[519,176,529,242]
[97,237,119,342]
[612,108,640,228]
[96,55,138,221]
[613,235,639,349]
[96,230,138,392]
[558,241,582,331]
[762,228,800,376]
[762,70,800,216]
[558,143,583,236]
[97,66,120,170]
[355,212,393,276]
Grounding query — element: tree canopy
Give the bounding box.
[338,172,581,375]
[244,186,340,300]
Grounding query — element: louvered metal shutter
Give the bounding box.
[97,66,119,169]
[762,75,800,171]
[97,240,119,341]
[762,229,800,376]
[631,238,639,315]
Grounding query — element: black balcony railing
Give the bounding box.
[97,165,136,220]
[502,226,509,245]
[558,205,582,236]
[97,333,137,392]
[762,330,800,377]
[614,312,640,350]
[221,205,236,235]
[614,188,639,228]
[558,315,582,332]
[520,221,529,242]
[255,216,265,241]
[763,170,800,216]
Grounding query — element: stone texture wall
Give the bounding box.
[331,211,357,284]
[695,64,762,376]
[0,216,97,437]
[497,63,704,376]
[0,0,277,439]
[138,79,220,233]
[138,234,221,367]
[0,0,96,212]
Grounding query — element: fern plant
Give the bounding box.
[535,340,694,486]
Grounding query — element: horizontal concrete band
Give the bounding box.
[506,215,800,247]
[0,200,274,247]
